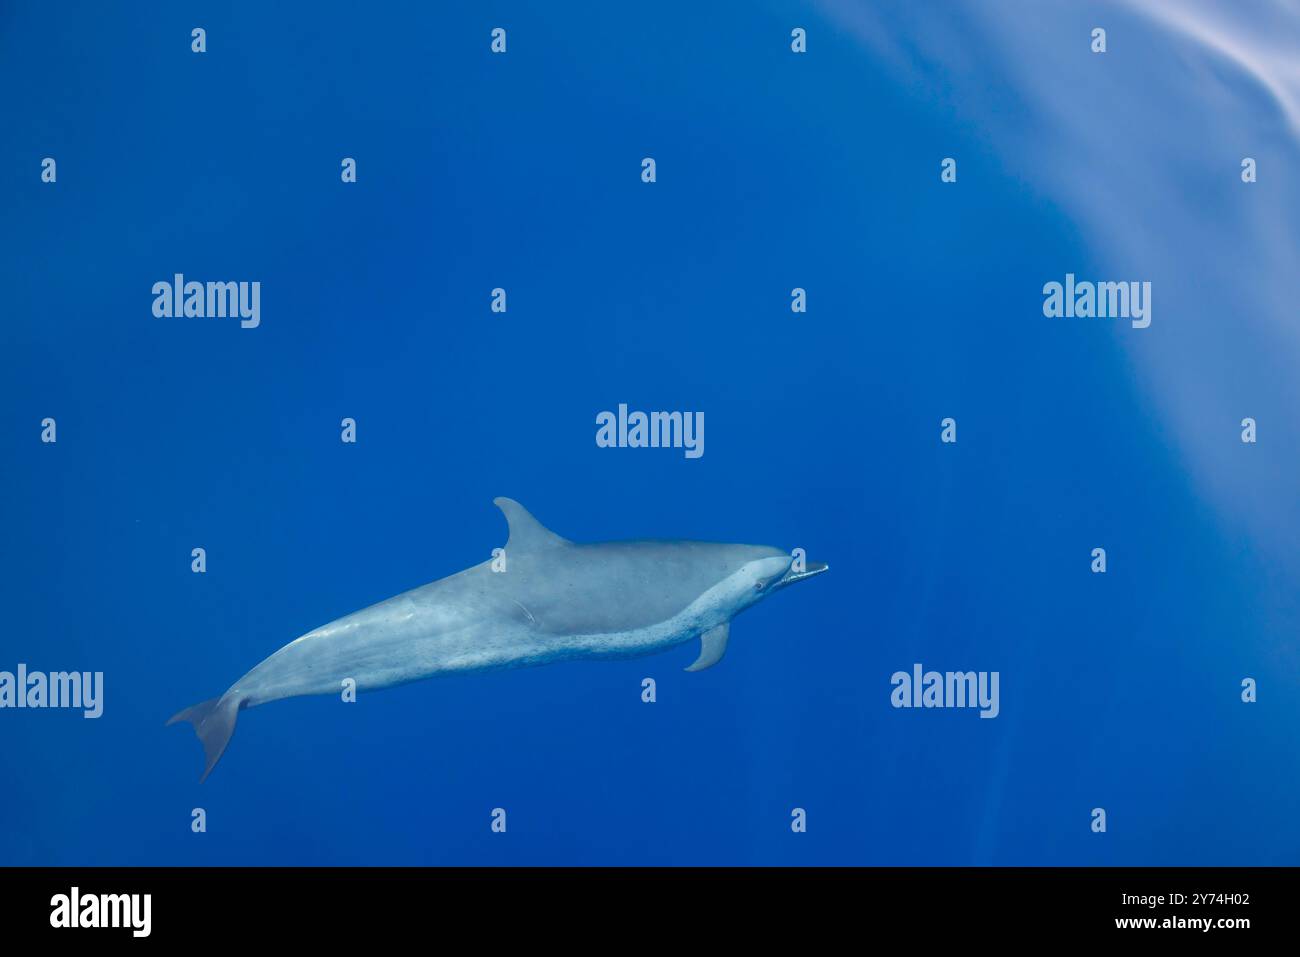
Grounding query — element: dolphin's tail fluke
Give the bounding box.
[167,693,241,783]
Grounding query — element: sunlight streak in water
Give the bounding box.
[820,0,1300,560]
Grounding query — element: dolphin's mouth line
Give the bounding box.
[775,561,829,590]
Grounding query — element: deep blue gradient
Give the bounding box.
[2,1,1297,865]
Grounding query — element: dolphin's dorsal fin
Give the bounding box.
[494,497,570,551]
[685,622,729,672]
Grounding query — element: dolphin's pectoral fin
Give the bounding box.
[685,622,730,672]
[494,497,571,552]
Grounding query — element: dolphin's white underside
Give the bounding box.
[237,561,744,704]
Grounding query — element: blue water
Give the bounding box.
[2,1,1297,865]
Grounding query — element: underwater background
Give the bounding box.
[2,0,1297,865]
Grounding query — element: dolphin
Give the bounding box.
[169,497,828,781]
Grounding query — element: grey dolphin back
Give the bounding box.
[491,498,769,636]
[495,497,571,551]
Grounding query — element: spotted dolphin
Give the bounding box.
[169,498,828,781]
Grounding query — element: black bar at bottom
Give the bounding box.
[0,866,1280,941]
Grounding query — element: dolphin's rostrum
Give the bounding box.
[168,498,828,781]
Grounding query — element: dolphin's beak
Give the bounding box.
[775,560,829,590]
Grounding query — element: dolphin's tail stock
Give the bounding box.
[167,693,242,783]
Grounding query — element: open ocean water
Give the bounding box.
[1,1,1297,866]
